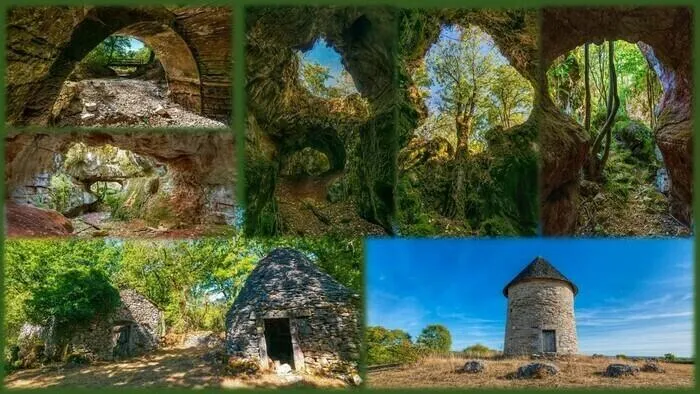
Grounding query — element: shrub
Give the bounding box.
[664,353,676,361]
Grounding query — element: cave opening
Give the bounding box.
[297,38,360,99]
[11,142,178,236]
[397,23,536,236]
[49,24,224,128]
[281,147,333,178]
[546,40,689,236]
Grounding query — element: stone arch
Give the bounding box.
[6,6,231,125]
[540,7,692,233]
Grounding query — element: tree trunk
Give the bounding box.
[585,40,620,182]
[584,43,591,132]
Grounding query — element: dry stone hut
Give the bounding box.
[503,257,578,356]
[37,289,164,361]
[225,248,360,374]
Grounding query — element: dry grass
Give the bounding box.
[368,355,694,389]
[4,347,347,389]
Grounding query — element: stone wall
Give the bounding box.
[225,248,360,374]
[504,280,577,355]
[45,289,164,361]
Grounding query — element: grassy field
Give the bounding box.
[367,355,694,388]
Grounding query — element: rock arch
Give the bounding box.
[245,7,397,234]
[6,6,231,125]
[540,7,692,233]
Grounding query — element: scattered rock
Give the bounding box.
[458,360,486,374]
[84,102,98,112]
[580,180,601,197]
[80,112,95,120]
[641,362,665,373]
[604,363,639,377]
[276,363,293,376]
[593,192,606,203]
[515,362,559,379]
[350,374,362,386]
[155,105,170,118]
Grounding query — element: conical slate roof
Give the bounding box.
[230,248,356,310]
[503,256,577,297]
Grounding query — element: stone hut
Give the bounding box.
[37,289,164,361]
[225,248,360,373]
[503,257,578,356]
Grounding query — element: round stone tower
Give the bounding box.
[503,257,578,356]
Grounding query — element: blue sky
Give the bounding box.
[126,37,144,51]
[300,38,350,89]
[366,238,694,357]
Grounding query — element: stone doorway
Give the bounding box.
[542,330,556,353]
[112,322,137,359]
[263,318,295,368]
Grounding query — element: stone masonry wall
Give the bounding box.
[62,289,163,361]
[226,249,360,374]
[504,280,577,355]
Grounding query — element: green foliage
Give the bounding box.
[366,326,419,365]
[48,173,77,214]
[298,49,358,99]
[547,40,662,129]
[416,324,452,354]
[664,353,676,361]
[463,343,492,354]
[616,354,628,359]
[281,147,331,177]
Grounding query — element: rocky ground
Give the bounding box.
[3,347,348,389]
[54,79,226,128]
[275,173,387,237]
[367,356,693,388]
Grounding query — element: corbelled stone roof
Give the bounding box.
[503,256,578,297]
[230,248,356,310]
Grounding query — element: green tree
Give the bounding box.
[463,343,492,355]
[366,326,418,365]
[300,61,332,97]
[416,324,452,353]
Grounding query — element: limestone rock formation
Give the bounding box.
[225,248,360,376]
[6,6,231,125]
[515,362,560,379]
[6,202,74,237]
[541,7,693,233]
[604,363,640,377]
[459,360,486,374]
[5,131,236,231]
[641,361,665,373]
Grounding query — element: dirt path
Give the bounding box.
[71,212,235,239]
[55,79,226,127]
[275,173,387,237]
[4,348,346,389]
[368,356,693,389]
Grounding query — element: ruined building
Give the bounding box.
[503,257,578,356]
[225,248,360,373]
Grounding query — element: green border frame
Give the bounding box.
[0,1,698,393]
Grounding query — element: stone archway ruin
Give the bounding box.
[6,6,231,125]
[540,7,692,234]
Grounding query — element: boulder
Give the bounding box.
[459,360,486,374]
[276,363,293,376]
[84,102,98,112]
[603,363,640,377]
[613,120,653,161]
[6,202,73,237]
[516,362,559,379]
[641,362,665,373]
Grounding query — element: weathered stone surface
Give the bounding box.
[516,362,559,379]
[604,363,640,377]
[182,331,222,349]
[459,360,486,374]
[6,202,74,237]
[6,6,231,125]
[541,7,692,233]
[5,131,236,227]
[641,362,665,373]
[225,248,360,377]
[25,289,164,362]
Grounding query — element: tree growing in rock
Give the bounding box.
[424,25,498,219]
[585,40,620,181]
